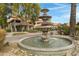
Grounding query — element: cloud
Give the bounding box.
[52,10,79,24]
[48,4,71,24]
[48,4,70,11]
[51,12,70,24]
[48,7,64,10]
[60,13,70,19]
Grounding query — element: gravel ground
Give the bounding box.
[0,32,40,56]
[0,42,29,56]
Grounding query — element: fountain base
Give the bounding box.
[18,35,75,56]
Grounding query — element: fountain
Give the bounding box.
[35,9,52,42]
[18,9,75,56]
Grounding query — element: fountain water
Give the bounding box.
[18,9,75,56]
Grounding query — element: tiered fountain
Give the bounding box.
[35,9,52,42]
[18,9,75,56]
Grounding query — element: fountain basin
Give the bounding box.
[18,35,75,56]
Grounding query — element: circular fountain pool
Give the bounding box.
[18,35,75,56]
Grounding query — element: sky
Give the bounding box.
[40,3,79,24]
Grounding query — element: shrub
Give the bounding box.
[0,29,6,49]
[6,29,11,32]
[75,25,79,36]
[58,25,70,35]
[76,25,79,31]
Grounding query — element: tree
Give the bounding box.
[31,4,41,25]
[70,3,76,36]
[23,3,33,22]
[0,4,7,29]
[12,3,41,25]
[70,3,76,37]
[12,3,20,15]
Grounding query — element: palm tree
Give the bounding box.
[70,3,76,37]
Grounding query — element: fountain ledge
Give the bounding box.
[18,35,75,52]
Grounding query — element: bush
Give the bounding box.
[6,29,11,32]
[58,25,70,35]
[76,25,79,31]
[75,25,79,36]
[0,29,6,49]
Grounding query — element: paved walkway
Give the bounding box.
[6,32,41,43]
[5,31,58,43]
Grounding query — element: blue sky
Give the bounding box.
[40,3,79,24]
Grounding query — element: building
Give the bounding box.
[34,19,43,27]
[7,16,33,32]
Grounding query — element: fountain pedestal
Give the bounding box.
[42,31,48,42]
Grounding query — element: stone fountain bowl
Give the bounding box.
[35,26,53,31]
[18,35,75,56]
